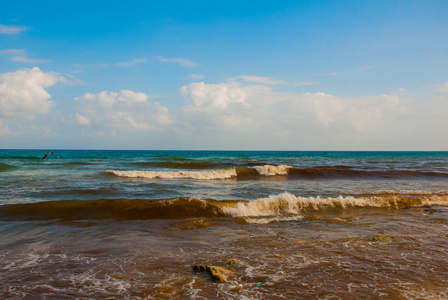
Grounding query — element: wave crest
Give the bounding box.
[1,193,446,222]
[107,169,237,180]
[250,165,291,176]
[107,165,293,180]
[107,165,448,181]
[222,192,430,217]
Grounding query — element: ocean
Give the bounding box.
[0,150,447,299]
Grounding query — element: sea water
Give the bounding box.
[0,150,447,299]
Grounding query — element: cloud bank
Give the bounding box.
[0,67,446,150]
[75,90,172,133]
[178,80,405,149]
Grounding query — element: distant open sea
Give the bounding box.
[1,150,447,299]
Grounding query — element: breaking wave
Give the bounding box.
[107,165,293,180]
[107,165,448,180]
[251,165,291,176]
[0,192,446,222]
[221,192,445,217]
[107,168,238,180]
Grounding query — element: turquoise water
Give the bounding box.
[1,150,447,299]
[1,150,447,204]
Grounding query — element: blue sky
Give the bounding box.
[0,0,447,150]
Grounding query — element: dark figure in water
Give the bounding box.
[42,152,54,160]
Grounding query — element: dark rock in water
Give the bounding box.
[371,235,397,242]
[192,265,207,272]
[192,264,234,283]
[225,259,237,265]
[208,266,230,283]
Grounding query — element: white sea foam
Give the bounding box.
[244,215,304,224]
[108,165,293,180]
[222,192,420,217]
[251,165,291,176]
[2,253,49,271]
[108,168,237,180]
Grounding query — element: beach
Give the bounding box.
[1,150,447,299]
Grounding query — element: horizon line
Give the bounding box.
[1,149,447,152]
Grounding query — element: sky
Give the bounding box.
[0,0,447,150]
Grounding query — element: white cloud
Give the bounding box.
[0,49,50,64]
[180,81,268,109]
[0,119,12,136]
[178,82,275,144]
[73,63,106,67]
[0,67,63,137]
[228,75,317,87]
[0,24,27,34]
[0,67,61,120]
[291,81,318,87]
[157,56,199,67]
[115,58,146,67]
[228,75,283,86]
[75,90,172,132]
[319,65,374,77]
[60,74,86,86]
[178,80,407,149]
[1,66,444,149]
[10,56,51,64]
[288,92,400,131]
[0,49,25,55]
[188,74,205,80]
[75,112,91,125]
[73,58,146,67]
[437,81,448,93]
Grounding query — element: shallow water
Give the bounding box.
[1,150,447,299]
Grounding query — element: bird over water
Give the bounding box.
[42,152,53,160]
